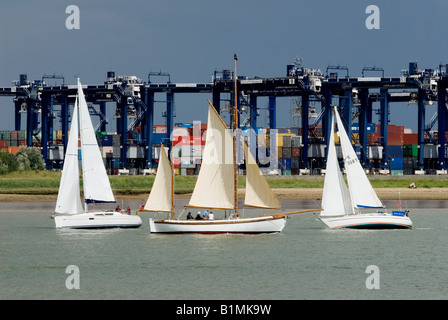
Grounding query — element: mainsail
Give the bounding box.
[55,98,83,214]
[334,106,383,209]
[144,145,173,212]
[78,79,115,205]
[243,140,281,209]
[188,103,235,209]
[321,110,353,217]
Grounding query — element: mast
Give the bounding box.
[170,144,175,219]
[233,54,239,215]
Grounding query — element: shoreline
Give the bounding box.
[1,187,447,202]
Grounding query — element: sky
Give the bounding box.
[1,0,448,132]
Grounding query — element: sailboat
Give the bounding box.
[319,106,412,229]
[53,79,142,229]
[146,101,318,234]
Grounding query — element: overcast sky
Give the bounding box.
[1,0,448,132]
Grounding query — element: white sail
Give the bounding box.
[144,146,172,212]
[244,140,281,209]
[188,104,234,209]
[321,110,353,217]
[78,79,115,205]
[334,107,383,209]
[55,99,83,214]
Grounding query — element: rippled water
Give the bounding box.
[1,200,447,300]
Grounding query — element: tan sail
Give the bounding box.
[143,145,172,212]
[243,141,281,209]
[188,102,235,209]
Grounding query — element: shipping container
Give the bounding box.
[275,133,295,147]
[424,145,438,158]
[102,134,114,146]
[291,147,301,157]
[278,158,291,170]
[291,136,301,148]
[283,135,292,148]
[390,157,403,170]
[403,133,418,145]
[388,145,403,158]
[282,147,291,159]
[308,144,325,158]
[281,169,292,175]
[390,169,404,176]
[367,146,383,159]
[291,157,300,169]
[403,144,418,157]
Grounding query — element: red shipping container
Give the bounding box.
[291,147,301,157]
[403,133,418,145]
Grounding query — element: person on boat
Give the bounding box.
[195,211,203,220]
[186,212,193,220]
[126,207,131,215]
[115,205,121,212]
[209,211,214,220]
[139,204,144,210]
[202,210,208,220]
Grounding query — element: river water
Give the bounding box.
[1,199,447,300]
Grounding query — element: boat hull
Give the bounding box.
[54,211,142,229]
[149,215,287,234]
[320,213,412,229]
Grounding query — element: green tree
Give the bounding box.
[15,146,45,170]
[0,150,19,174]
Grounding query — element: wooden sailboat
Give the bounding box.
[53,79,142,229]
[147,102,293,234]
[146,56,318,234]
[319,106,412,229]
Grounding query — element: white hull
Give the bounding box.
[149,215,287,234]
[54,211,142,229]
[320,213,412,229]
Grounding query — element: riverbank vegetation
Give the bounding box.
[0,170,446,196]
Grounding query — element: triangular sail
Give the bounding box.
[55,98,83,214]
[188,103,234,209]
[78,79,115,205]
[144,146,172,212]
[243,140,281,209]
[334,106,383,209]
[321,110,353,217]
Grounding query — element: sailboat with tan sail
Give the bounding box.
[144,56,319,233]
[145,102,316,233]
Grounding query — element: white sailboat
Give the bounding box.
[146,101,317,234]
[53,79,142,229]
[319,106,412,229]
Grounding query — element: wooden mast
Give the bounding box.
[233,54,239,215]
[170,144,175,220]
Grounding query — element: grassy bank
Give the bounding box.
[0,170,447,196]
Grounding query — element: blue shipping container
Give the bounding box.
[388,145,403,158]
[278,158,291,170]
[390,157,403,170]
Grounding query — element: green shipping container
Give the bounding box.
[403,144,418,157]
[390,169,404,176]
